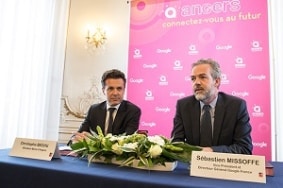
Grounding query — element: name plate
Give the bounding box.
[9,137,61,161]
[190,151,266,183]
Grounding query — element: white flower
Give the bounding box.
[105,133,113,138]
[109,135,119,142]
[123,142,138,150]
[148,135,165,146]
[109,135,128,142]
[148,144,162,158]
[111,143,123,155]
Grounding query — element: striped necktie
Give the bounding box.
[200,105,212,147]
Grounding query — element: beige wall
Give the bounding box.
[59,0,130,143]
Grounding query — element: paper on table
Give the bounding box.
[58,145,76,156]
[59,145,72,151]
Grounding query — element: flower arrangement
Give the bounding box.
[70,126,201,169]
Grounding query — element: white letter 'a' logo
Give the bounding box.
[165,7,176,18]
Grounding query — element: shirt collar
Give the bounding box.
[200,96,218,109]
[106,103,121,110]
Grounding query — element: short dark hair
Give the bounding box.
[101,69,126,88]
[192,58,221,79]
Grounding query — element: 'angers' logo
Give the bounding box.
[164,7,177,18]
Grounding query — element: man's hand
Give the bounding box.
[71,131,91,143]
[202,147,213,152]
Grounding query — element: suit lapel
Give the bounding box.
[213,94,225,145]
[98,102,107,132]
[112,101,126,132]
[191,100,201,145]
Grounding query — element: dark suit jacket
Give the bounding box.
[171,92,253,154]
[78,100,141,135]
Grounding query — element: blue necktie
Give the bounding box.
[200,105,212,147]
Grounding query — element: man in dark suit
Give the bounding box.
[70,69,141,143]
[171,59,252,154]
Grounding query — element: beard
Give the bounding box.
[194,88,218,103]
[194,92,207,101]
[193,87,212,102]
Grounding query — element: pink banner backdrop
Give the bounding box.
[127,0,270,160]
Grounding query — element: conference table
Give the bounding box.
[0,148,282,188]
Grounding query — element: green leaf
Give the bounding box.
[96,126,104,137]
[70,142,85,150]
[172,142,202,151]
[121,156,135,166]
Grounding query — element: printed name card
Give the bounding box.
[9,137,61,161]
[190,151,266,183]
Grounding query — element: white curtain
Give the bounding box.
[269,0,283,161]
[0,0,70,148]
